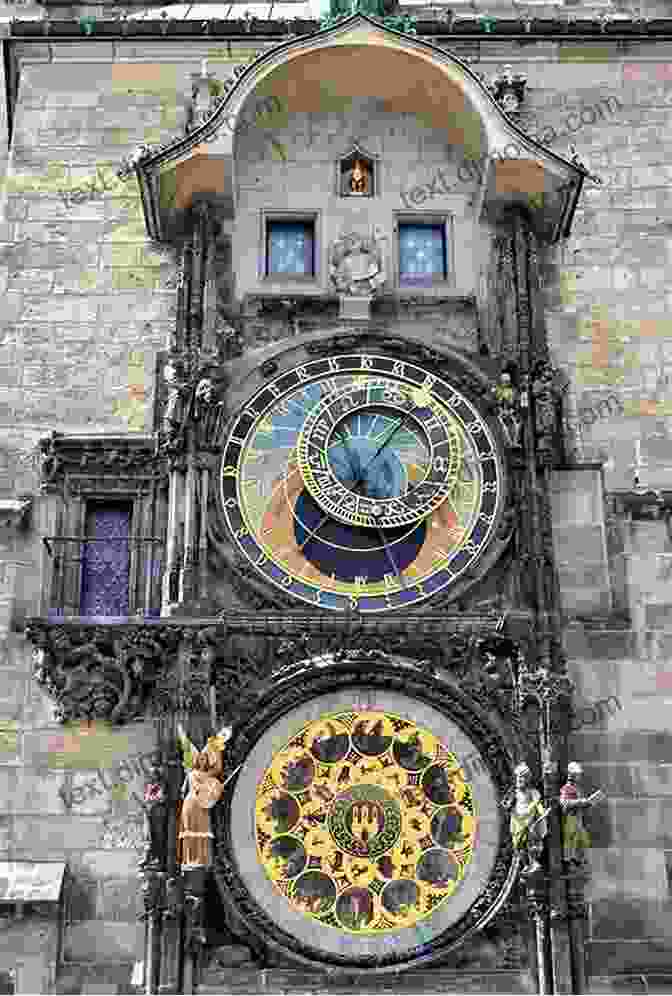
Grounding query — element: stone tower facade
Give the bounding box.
[0,3,671,993]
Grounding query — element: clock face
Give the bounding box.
[220,353,503,613]
[254,709,478,935]
[229,685,503,963]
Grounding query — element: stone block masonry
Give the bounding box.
[1,27,672,992]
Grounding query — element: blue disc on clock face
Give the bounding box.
[220,353,503,613]
[327,433,407,501]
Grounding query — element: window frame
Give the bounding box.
[393,213,455,291]
[260,211,321,285]
[47,483,158,621]
[79,498,134,620]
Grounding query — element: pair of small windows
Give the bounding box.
[265,221,448,284]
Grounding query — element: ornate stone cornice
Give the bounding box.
[38,432,161,493]
[24,613,535,724]
[16,15,672,41]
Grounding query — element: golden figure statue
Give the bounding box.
[344,158,371,196]
[501,762,550,875]
[177,723,232,868]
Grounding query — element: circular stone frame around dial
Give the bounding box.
[225,683,506,967]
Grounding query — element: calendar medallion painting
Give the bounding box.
[254,710,478,934]
[220,354,503,613]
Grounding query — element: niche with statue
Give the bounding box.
[339,146,376,198]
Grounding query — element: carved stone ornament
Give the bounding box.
[531,360,567,466]
[516,662,574,714]
[329,229,387,297]
[25,622,181,724]
[486,64,527,115]
[139,868,163,921]
[25,614,531,730]
[37,431,159,493]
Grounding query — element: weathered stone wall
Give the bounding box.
[234,95,486,301]
[466,43,672,981]
[0,43,268,988]
[0,28,671,992]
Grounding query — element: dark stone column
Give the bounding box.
[157,719,184,995]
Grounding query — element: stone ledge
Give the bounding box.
[198,970,536,996]
[588,940,672,977]
[588,978,647,994]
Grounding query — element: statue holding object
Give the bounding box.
[177,723,232,868]
[501,762,550,875]
[559,761,606,867]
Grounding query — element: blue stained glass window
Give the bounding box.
[267,221,314,277]
[80,503,131,618]
[399,224,447,284]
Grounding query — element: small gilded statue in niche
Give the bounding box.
[342,157,372,197]
[501,762,550,875]
[177,723,232,868]
[559,761,606,867]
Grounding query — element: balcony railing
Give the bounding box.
[40,535,164,621]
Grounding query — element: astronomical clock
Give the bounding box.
[219,350,505,613]
[209,337,521,974]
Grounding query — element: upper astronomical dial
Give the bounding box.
[220,353,503,614]
[297,378,462,529]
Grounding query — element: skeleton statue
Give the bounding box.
[501,762,549,874]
